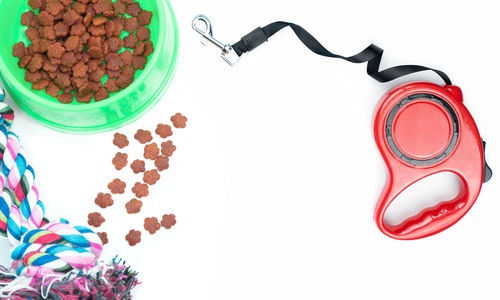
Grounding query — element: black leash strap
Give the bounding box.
[231,22,452,85]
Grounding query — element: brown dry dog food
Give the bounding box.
[155,123,173,138]
[126,230,141,246]
[144,143,159,160]
[161,141,176,157]
[144,217,161,234]
[112,152,128,170]
[161,214,177,230]
[134,129,152,144]
[130,159,146,174]
[143,169,160,185]
[132,182,149,198]
[14,0,155,104]
[113,133,129,149]
[108,178,126,194]
[126,198,143,214]
[97,232,109,245]
[88,212,105,228]
[171,113,188,128]
[154,156,169,171]
[95,192,114,209]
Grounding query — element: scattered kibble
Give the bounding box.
[171,113,187,128]
[132,182,149,198]
[143,169,160,185]
[125,198,143,214]
[125,229,142,246]
[161,141,176,157]
[144,143,159,160]
[134,129,152,144]
[98,232,109,245]
[144,217,161,234]
[130,159,146,174]
[161,214,176,230]
[154,156,169,171]
[113,133,129,149]
[88,212,105,228]
[112,152,128,170]
[108,178,126,194]
[95,192,114,209]
[155,123,173,138]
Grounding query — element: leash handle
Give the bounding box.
[192,15,452,85]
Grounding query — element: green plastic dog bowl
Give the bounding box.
[0,0,179,133]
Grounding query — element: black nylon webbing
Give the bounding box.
[232,22,452,85]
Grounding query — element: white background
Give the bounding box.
[1,0,500,299]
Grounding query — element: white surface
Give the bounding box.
[1,0,500,299]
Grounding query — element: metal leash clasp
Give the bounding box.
[192,15,240,66]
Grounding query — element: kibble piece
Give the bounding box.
[112,0,127,15]
[27,54,43,73]
[143,40,154,57]
[124,17,139,33]
[113,133,129,149]
[108,178,126,194]
[106,68,121,79]
[76,92,94,103]
[134,129,152,144]
[143,169,160,185]
[88,25,106,36]
[70,22,86,36]
[125,230,141,246]
[107,37,124,52]
[133,41,145,56]
[144,143,159,160]
[61,51,77,67]
[161,214,177,230]
[104,78,120,92]
[28,0,43,10]
[54,73,71,89]
[57,93,73,104]
[123,34,138,49]
[95,87,110,102]
[25,70,40,83]
[132,182,149,198]
[130,159,145,174]
[171,113,188,128]
[32,79,50,90]
[112,152,128,170]
[126,199,143,214]
[72,61,88,78]
[155,123,173,138]
[138,11,152,26]
[63,9,81,26]
[95,192,114,208]
[21,11,36,26]
[120,49,133,66]
[54,22,70,38]
[73,2,87,15]
[135,26,150,41]
[154,156,169,172]
[46,0,65,16]
[94,0,113,15]
[47,42,65,59]
[39,26,56,40]
[46,82,60,97]
[93,16,108,26]
[126,2,142,17]
[25,27,40,41]
[39,11,55,26]
[13,42,28,59]
[89,64,106,81]
[105,53,123,71]
[132,55,147,70]
[161,141,176,157]
[144,217,161,234]
[88,212,105,228]
[97,232,108,245]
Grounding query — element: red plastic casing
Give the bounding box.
[374,82,484,240]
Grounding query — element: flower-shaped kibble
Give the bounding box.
[130,159,146,174]
[144,143,159,160]
[125,198,143,214]
[112,152,128,170]
[170,113,187,129]
[126,230,142,246]
[144,217,161,234]
[154,156,169,171]
[161,141,176,157]
[134,129,152,144]
[88,212,105,228]
[113,133,129,149]
[95,192,114,209]
[98,232,108,245]
[132,182,149,198]
[155,123,173,139]
[161,214,176,230]
[108,178,126,194]
[143,169,160,185]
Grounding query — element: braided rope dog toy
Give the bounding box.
[0,92,138,299]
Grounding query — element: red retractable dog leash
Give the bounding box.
[192,15,492,240]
